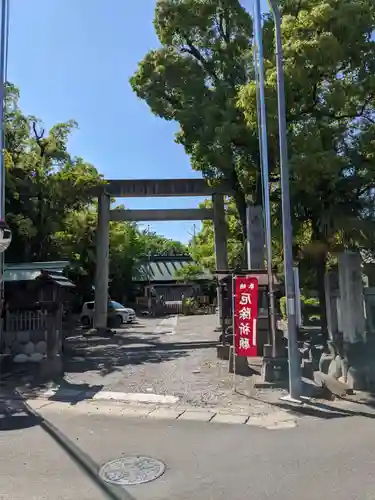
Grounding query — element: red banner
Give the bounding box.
[233,276,259,357]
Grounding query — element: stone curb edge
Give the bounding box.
[0,388,298,429]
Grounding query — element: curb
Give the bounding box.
[25,397,298,429]
[14,388,181,406]
[1,387,298,429]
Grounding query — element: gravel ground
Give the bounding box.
[62,314,285,413]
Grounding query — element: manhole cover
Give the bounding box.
[99,456,166,486]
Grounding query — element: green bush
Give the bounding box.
[280,296,287,320]
[279,295,320,321]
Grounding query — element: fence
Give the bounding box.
[5,309,48,332]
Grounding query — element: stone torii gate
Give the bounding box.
[94,178,230,329]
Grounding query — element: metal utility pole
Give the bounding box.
[268,0,302,399]
[253,0,277,357]
[0,0,9,342]
[0,0,8,219]
[146,225,152,313]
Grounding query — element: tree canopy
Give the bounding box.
[130,0,375,332]
[4,82,188,301]
[130,0,260,235]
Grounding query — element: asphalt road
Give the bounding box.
[1,400,375,500]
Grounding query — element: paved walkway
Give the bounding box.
[61,314,284,411]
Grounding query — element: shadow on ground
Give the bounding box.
[0,387,134,499]
[239,377,375,421]
[0,391,41,431]
[274,396,375,420]
[63,330,217,377]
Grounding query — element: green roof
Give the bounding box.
[133,256,212,283]
[3,261,73,286]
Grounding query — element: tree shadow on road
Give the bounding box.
[64,330,217,377]
[274,399,375,420]
[0,389,135,499]
[238,380,375,421]
[0,391,41,431]
[64,344,189,377]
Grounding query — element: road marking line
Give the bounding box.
[91,391,179,405]
[153,315,178,335]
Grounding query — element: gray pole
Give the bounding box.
[253,0,277,357]
[0,0,6,219]
[147,225,152,313]
[0,0,9,342]
[268,0,302,399]
[246,28,263,270]
[93,193,110,330]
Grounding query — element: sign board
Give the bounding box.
[233,275,259,357]
[246,205,265,270]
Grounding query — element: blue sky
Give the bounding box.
[8,0,268,243]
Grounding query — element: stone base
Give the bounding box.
[37,356,64,382]
[301,359,314,379]
[228,347,252,376]
[313,371,351,398]
[216,344,230,360]
[261,357,288,383]
[318,340,375,392]
[0,354,12,375]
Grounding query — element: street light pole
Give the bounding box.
[253,0,277,358]
[268,0,302,399]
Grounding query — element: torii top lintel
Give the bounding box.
[99,178,231,198]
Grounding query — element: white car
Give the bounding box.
[80,301,136,327]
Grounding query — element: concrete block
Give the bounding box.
[263,344,273,358]
[229,347,252,376]
[302,359,314,379]
[217,343,230,360]
[178,410,215,422]
[147,408,184,420]
[247,411,296,429]
[261,357,288,383]
[121,406,154,418]
[211,413,248,424]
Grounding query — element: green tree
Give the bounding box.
[174,263,204,282]
[237,0,375,332]
[130,0,260,236]
[138,229,187,257]
[189,198,244,271]
[54,206,187,301]
[4,83,103,263]
[4,82,190,305]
